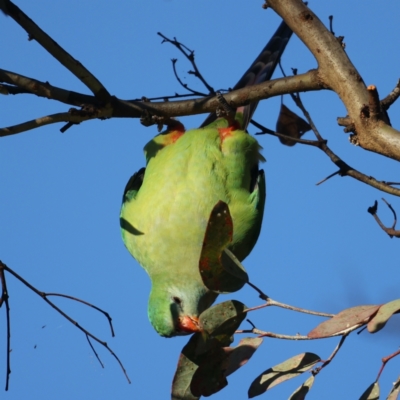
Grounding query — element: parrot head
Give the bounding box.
[147,278,217,337]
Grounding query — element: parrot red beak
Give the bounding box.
[177,315,201,333]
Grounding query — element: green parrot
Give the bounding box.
[120,21,292,337]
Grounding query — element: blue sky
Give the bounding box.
[1,1,400,399]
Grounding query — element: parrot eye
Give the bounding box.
[172,296,182,306]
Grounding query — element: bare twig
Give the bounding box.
[235,327,311,340]
[328,15,334,35]
[0,261,131,384]
[312,334,348,376]
[237,320,363,340]
[315,170,341,186]
[45,293,114,337]
[268,298,334,318]
[0,1,111,102]
[171,59,208,96]
[0,264,11,390]
[86,334,104,369]
[0,110,110,138]
[252,118,322,147]
[381,79,400,111]
[367,198,400,238]
[158,32,215,94]
[289,83,400,197]
[319,144,400,196]
[244,280,334,318]
[376,348,400,382]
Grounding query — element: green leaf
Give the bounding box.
[359,382,380,400]
[308,305,380,338]
[387,376,400,400]
[367,299,400,333]
[248,352,320,398]
[199,201,247,293]
[289,375,315,400]
[199,300,247,337]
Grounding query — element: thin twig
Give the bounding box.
[45,293,114,337]
[376,348,400,382]
[158,32,215,94]
[0,263,11,391]
[86,334,104,369]
[381,79,400,111]
[312,334,348,376]
[252,119,323,147]
[288,82,400,197]
[171,59,207,96]
[291,92,324,142]
[328,15,334,35]
[237,322,363,340]
[315,170,341,186]
[131,93,200,102]
[0,106,113,137]
[0,261,131,384]
[245,280,334,318]
[367,199,400,238]
[382,198,397,228]
[268,298,335,318]
[235,328,311,340]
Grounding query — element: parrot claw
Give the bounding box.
[215,91,237,127]
[140,111,185,133]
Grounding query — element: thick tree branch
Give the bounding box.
[114,70,323,118]
[0,68,102,107]
[0,0,111,103]
[266,0,400,161]
[1,70,323,136]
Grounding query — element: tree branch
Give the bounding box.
[266,0,400,161]
[367,199,400,238]
[0,0,111,102]
[0,108,112,137]
[1,70,323,136]
[0,261,131,385]
[0,68,102,107]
